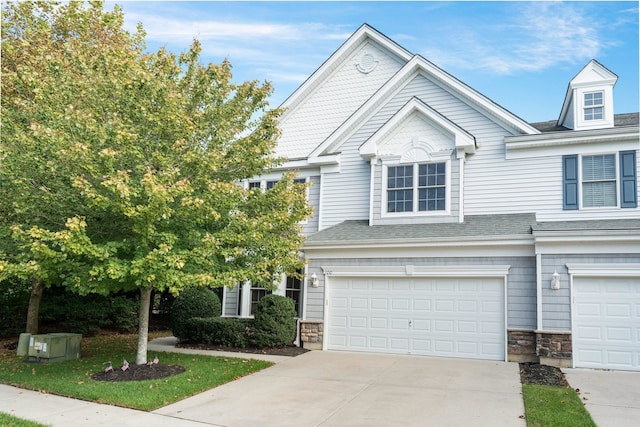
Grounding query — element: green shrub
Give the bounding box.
[171,287,221,340]
[184,317,253,347]
[252,294,297,347]
[39,290,139,335]
[0,279,30,339]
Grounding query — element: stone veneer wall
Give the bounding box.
[536,331,572,368]
[300,321,323,350]
[507,330,538,363]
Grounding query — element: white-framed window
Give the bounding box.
[584,91,604,121]
[250,285,271,315]
[386,161,447,214]
[582,154,616,207]
[285,268,304,318]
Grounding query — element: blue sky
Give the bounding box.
[108,1,639,123]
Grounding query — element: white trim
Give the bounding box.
[566,263,640,277]
[536,253,543,331]
[504,127,638,159]
[380,159,451,218]
[309,55,539,161]
[318,172,325,230]
[369,161,375,225]
[458,157,464,223]
[322,271,330,351]
[359,97,475,160]
[321,264,511,277]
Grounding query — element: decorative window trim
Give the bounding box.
[382,159,451,217]
[562,151,637,210]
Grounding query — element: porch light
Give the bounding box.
[310,272,319,288]
[551,271,560,290]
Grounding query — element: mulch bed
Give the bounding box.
[519,362,568,386]
[92,363,185,382]
[176,342,310,357]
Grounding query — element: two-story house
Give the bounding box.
[221,24,640,371]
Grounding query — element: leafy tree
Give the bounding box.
[1,1,311,364]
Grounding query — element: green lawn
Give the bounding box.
[522,384,596,427]
[0,332,272,411]
[0,412,51,427]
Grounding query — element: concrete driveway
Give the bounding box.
[154,351,526,427]
[564,368,640,427]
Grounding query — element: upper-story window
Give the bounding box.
[563,151,637,210]
[387,162,446,213]
[583,91,604,121]
[582,154,616,207]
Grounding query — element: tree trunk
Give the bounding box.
[135,287,152,365]
[26,279,44,334]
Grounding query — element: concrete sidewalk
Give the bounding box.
[564,368,640,427]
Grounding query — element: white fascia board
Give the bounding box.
[311,55,540,162]
[359,97,475,159]
[504,127,639,159]
[534,230,640,255]
[279,24,412,122]
[321,264,512,277]
[566,263,640,276]
[412,57,541,136]
[304,235,534,259]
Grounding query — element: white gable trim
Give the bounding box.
[557,59,618,129]
[309,55,540,162]
[278,24,412,121]
[359,97,475,160]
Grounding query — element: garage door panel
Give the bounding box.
[328,276,505,360]
[573,277,640,371]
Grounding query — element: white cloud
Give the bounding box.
[418,2,611,75]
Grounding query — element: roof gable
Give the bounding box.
[309,54,540,162]
[275,24,412,160]
[359,97,475,161]
[558,59,618,130]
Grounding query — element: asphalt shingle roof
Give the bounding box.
[305,215,640,246]
[530,112,639,133]
[305,213,537,244]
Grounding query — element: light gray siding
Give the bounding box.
[540,254,640,331]
[306,256,536,329]
[320,73,512,229]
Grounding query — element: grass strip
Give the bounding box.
[0,412,51,427]
[522,384,596,427]
[0,332,272,411]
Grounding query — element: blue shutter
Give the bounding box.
[563,155,579,210]
[619,150,637,208]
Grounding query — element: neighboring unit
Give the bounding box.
[221,24,640,371]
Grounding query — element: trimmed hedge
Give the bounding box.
[184,317,254,347]
[253,294,297,347]
[171,287,221,340]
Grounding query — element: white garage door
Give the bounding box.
[573,277,640,371]
[327,276,505,360]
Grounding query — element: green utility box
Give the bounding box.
[27,333,82,362]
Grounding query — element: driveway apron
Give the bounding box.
[154,351,526,427]
[564,368,640,427]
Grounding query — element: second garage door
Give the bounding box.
[327,276,505,360]
[573,276,640,371]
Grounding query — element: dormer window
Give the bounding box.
[584,91,604,121]
[386,162,447,213]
